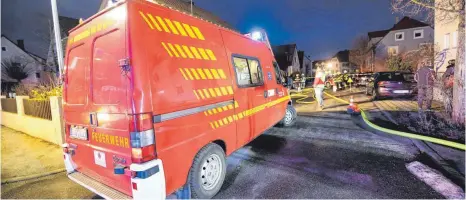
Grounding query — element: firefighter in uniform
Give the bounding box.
[313,66,326,110]
[415,59,436,111]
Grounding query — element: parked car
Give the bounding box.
[355,73,373,87]
[366,72,417,100]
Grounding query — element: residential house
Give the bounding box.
[368,17,434,72]
[311,59,328,76]
[434,1,459,73]
[1,35,47,92]
[272,44,300,75]
[297,51,312,76]
[327,50,357,74]
[46,16,80,75]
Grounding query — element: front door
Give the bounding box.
[231,55,267,146]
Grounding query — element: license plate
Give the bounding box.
[70,126,88,140]
[394,90,410,94]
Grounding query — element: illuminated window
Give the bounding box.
[388,46,399,56]
[232,56,263,87]
[444,33,450,49]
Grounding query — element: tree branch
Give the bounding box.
[410,0,464,12]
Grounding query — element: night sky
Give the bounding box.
[2,0,403,60]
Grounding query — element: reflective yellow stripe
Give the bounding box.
[190,47,202,59]
[196,68,206,79]
[190,68,200,80]
[167,43,180,57]
[191,26,205,40]
[233,115,238,120]
[214,121,219,128]
[218,120,224,126]
[179,68,188,80]
[156,16,170,32]
[161,42,173,57]
[182,45,194,58]
[207,110,213,115]
[173,21,187,36]
[183,23,197,38]
[217,69,227,79]
[212,109,218,114]
[197,89,205,99]
[174,44,187,58]
[234,101,239,108]
[184,68,194,80]
[198,48,210,60]
[202,89,211,98]
[211,69,220,79]
[147,14,162,31]
[220,87,228,95]
[210,122,215,129]
[208,88,217,97]
[214,88,222,96]
[216,108,223,113]
[227,86,234,95]
[204,69,213,79]
[228,116,233,123]
[205,49,217,60]
[193,90,200,99]
[238,113,243,119]
[222,106,228,111]
[139,12,154,29]
[228,104,233,110]
[222,118,228,124]
[204,111,208,116]
[164,18,179,35]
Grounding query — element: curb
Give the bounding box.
[1,168,66,184]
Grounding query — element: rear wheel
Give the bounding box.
[277,105,297,127]
[189,143,226,199]
[371,88,378,101]
[325,82,331,88]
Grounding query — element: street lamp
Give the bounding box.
[51,0,64,83]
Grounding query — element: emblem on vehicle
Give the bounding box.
[267,72,272,80]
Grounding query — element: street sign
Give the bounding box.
[347,77,353,83]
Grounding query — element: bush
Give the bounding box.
[386,55,412,72]
[11,83,62,100]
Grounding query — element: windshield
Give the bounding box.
[378,72,412,81]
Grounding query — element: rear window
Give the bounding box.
[66,45,88,105]
[377,72,409,81]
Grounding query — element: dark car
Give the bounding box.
[366,72,417,100]
[356,73,373,87]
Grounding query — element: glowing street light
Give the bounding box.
[251,31,262,41]
[327,63,333,68]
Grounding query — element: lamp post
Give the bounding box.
[51,0,64,83]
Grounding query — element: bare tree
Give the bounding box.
[350,35,371,72]
[1,57,33,83]
[392,0,465,125]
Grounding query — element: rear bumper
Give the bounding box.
[378,88,416,97]
[68,171,131,199]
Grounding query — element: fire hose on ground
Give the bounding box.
[289,88,466,151]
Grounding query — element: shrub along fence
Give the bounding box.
[23,99,52,120]
[1,98,17,113]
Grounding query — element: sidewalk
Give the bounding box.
[1,126,64,182]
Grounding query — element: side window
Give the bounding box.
[273,62,282,84]
[233,56,263,87]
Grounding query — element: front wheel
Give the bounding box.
[371,89,378,101]
[277,105,297,127]
[189,143,226,199]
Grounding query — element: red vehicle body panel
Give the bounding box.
[64,0,289,196]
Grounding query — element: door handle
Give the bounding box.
[90,113,97,126]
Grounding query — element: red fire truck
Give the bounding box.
[63,0,296,199]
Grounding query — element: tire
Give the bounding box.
[277,105,297,127]
[325,82,331,88]
[189,143,226,199]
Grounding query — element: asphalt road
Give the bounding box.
[1,89,444,199]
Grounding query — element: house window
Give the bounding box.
[395,32,404,41]
[388,46,399,56]
[452,31,458,48]
[232,56,263,87]
[413,29,423,39]
[1,47,6,51]
[36,73,41,78]
[444,33,450,49]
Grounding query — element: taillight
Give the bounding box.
[378,81,387,86]
[129,113,156,163]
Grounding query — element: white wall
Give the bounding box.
[376,26,434,59]
[434,12,459,72]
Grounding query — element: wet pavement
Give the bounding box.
[1,88,445,199]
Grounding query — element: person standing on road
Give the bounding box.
[415,58,436,111]
[441,59,455,115]
[313,66,326,110]
[287,75,293,90]
[301,73,306,89]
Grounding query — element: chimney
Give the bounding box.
[17,39,24,50]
